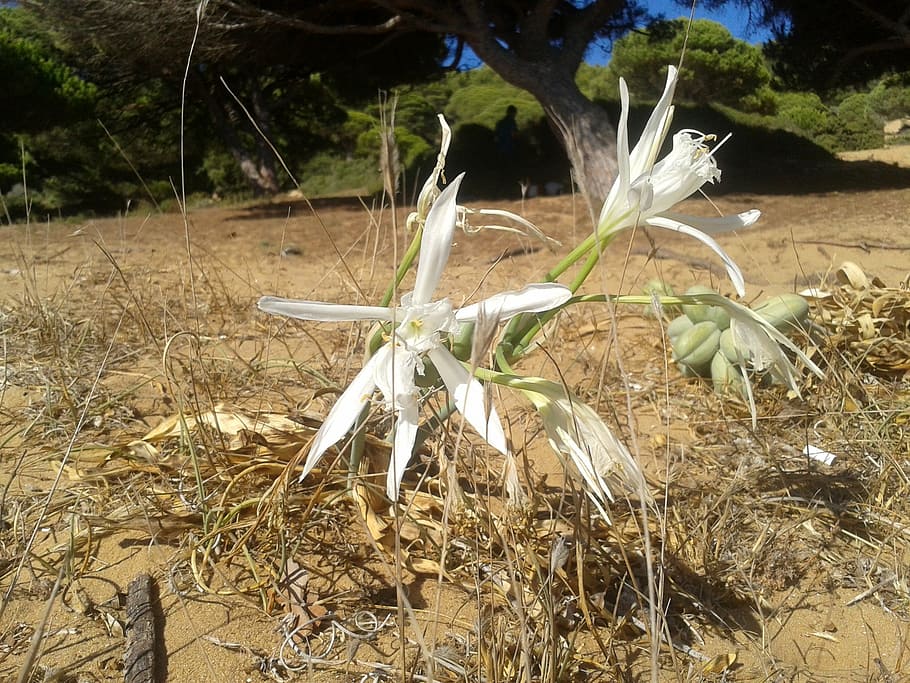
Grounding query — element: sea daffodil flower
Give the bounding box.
[259,174,572,500]
[559,65,759,297]
[493,375,648,524]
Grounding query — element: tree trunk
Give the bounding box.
[199,79,280,196]
[535,80,618,223]
[462,47,617,222]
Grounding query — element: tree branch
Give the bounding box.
[561,0,621,70]
[521,0,562,51]
[845,0,910,44]
[216,0,407,35]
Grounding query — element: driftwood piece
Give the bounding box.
[123,574,159,683]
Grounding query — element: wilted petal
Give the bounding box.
[660,209,760,235]
[429,347,509,455]
[645,215,746,297]
[301,344,390,479]
[413,114,453,223]
[515,378,648,525]
[455,283,572,323]
[413,174,464,305]
[730,317,801,387]
[388,398,420,500]
[692,292,824,401]
[258,296,393,323]
[458,207,561,247]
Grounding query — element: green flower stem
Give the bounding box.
[470,364,546,396]
[380,225,424,308]
[501,214,636,361]
[494,343,516,375]
[543,209,634,282]
[346,405,370,491]
[451,322,475,362]
[368,225,427,355]
[498,293,720,369]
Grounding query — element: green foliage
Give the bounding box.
[298,152,382,197]
[0,162,18,188]
[608,19,773,112]
[576,63,618,103]
[0,8,96,133]
[835,92,884,151]
[443,70,543,130]
[770,76,910,152]
[774,91,833,139]
[202,148,249,197]
[867,74,910,120]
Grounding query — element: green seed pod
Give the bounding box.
[642,279,680,318]
[718,327,741,363]
[711,350,744,396]
[754,294,810,331]
[666,314,694,344]
[681,285,730,329]
[673,320,721,377]
[704,303,731,330]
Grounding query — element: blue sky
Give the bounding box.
[649,0,773,44]
[581,1,775,64]
[456,2,775,69]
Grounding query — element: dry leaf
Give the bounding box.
[702,651,737,674]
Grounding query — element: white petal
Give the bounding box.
[301,344,389,480]
[428,347,509,455]
[388,399,420,500]
[645,215,746,297]
[598,78,632,228]
[660,209,760,235]
[412,174,464,305]
[259,296,393,322]
[628,65,678,175]
[455,283,572,323]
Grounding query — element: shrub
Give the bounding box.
[774,91,833,138]
[834,92,884,150]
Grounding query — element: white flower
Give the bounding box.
[259,174,572,500]
[597,65,759,297]
[498,375,648,524]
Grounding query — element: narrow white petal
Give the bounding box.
[259,296,393,322]
[660,209,761,235]
[455,283,572,323]
[628,65,678,174]
[429,347,509,455]
[462,207,561,247]
[551,424,614,523]
[388,400,420,500]
[301,345,389,480]
[645,215,746,297]
[413,174,464,305]
[598,78,632,228]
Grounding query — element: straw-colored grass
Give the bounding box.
[1,215,908,682]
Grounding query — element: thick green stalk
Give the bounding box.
[369,225,425,355]
[380,225,424,307]
[501,213,637,364]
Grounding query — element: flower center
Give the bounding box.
[393,297,456,353]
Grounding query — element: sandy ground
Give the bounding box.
[1,148,909,681]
